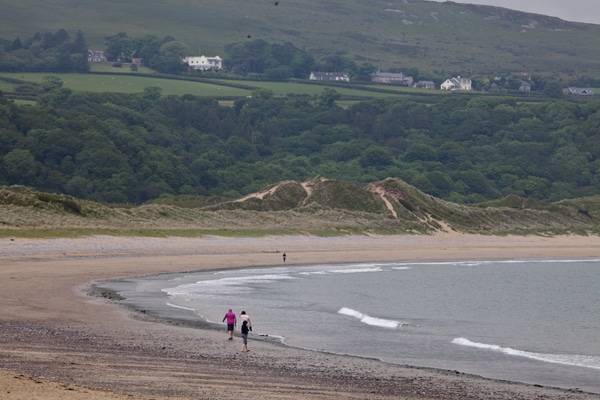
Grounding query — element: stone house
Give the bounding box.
[370,71,413,86]
[417,80,436,89]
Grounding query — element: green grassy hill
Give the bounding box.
[1,0,599,78]
[2,178,599,238]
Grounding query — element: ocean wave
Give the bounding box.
[338,307,404,329]
[163,274,296,296]
[391,259,600,268]
[165,302,196,312]
[298,265,385,276]
[298,270,330,276]
[330,267,383,274]
[452,338,600,370]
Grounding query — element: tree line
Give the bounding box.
[1,82,599,205]
[6,29,600,91]
[0,29,88,73]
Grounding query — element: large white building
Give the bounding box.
[182,55,223,71]
[440,76,472,91]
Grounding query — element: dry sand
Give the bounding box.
[1,233,599,399]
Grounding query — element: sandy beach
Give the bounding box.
[1,233,599,399]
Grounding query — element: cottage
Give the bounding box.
[183,55,223,71]
[309,72,350,82]
[87,50,106,62]
[567,87,595,96]
[519,81,531,92]
[417,80,436,89]
[370,71,413,86]
[440,76,472,91]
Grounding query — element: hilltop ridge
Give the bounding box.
[0,0,599,76]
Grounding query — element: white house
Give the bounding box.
[87,50,106,62]
[440,76,472,91]
[309,71,350,82]
[183,55,223,71]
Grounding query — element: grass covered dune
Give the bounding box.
[1,234,599,399]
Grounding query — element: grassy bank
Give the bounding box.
[2,180,600,239]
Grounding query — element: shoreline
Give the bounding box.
[93,257,600,394]
[90,279,599,394]
[1,233,600,399]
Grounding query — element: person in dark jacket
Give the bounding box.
[240,311,252,351]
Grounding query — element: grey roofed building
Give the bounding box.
[417,80,436,89]
[567,87,595,96]
[370,71,413,86]
[519,81,531,92]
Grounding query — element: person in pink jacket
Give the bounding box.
[222,309,236,340]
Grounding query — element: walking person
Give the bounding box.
[222,309,236,340]
[239,310,252,327]
[282,252,286,262]
[239,311,252,352]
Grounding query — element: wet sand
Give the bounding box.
[1,233,599,399]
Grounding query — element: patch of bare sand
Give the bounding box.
[1,233,599,399]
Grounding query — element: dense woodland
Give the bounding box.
[0,29,89,73]
[1,80,600,204]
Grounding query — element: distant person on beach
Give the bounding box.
[283,252,286,262]
[240,311,252,352]
[222,309,236,340]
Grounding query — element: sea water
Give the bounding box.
[115,259,600,393]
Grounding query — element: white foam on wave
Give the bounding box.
[163,274,296,296]
[165,302,195,312]
[298,265,385,276]
[330,267,383,274]
[392,258,600,268]
[338,307,365,319]
[452,338,600,370]
[338,307,402,329]
[298,270,330,276]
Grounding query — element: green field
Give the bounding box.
[1,70,449,101]
[89,63,156,74]
[0,72,251,97]
[0,79,15,92]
